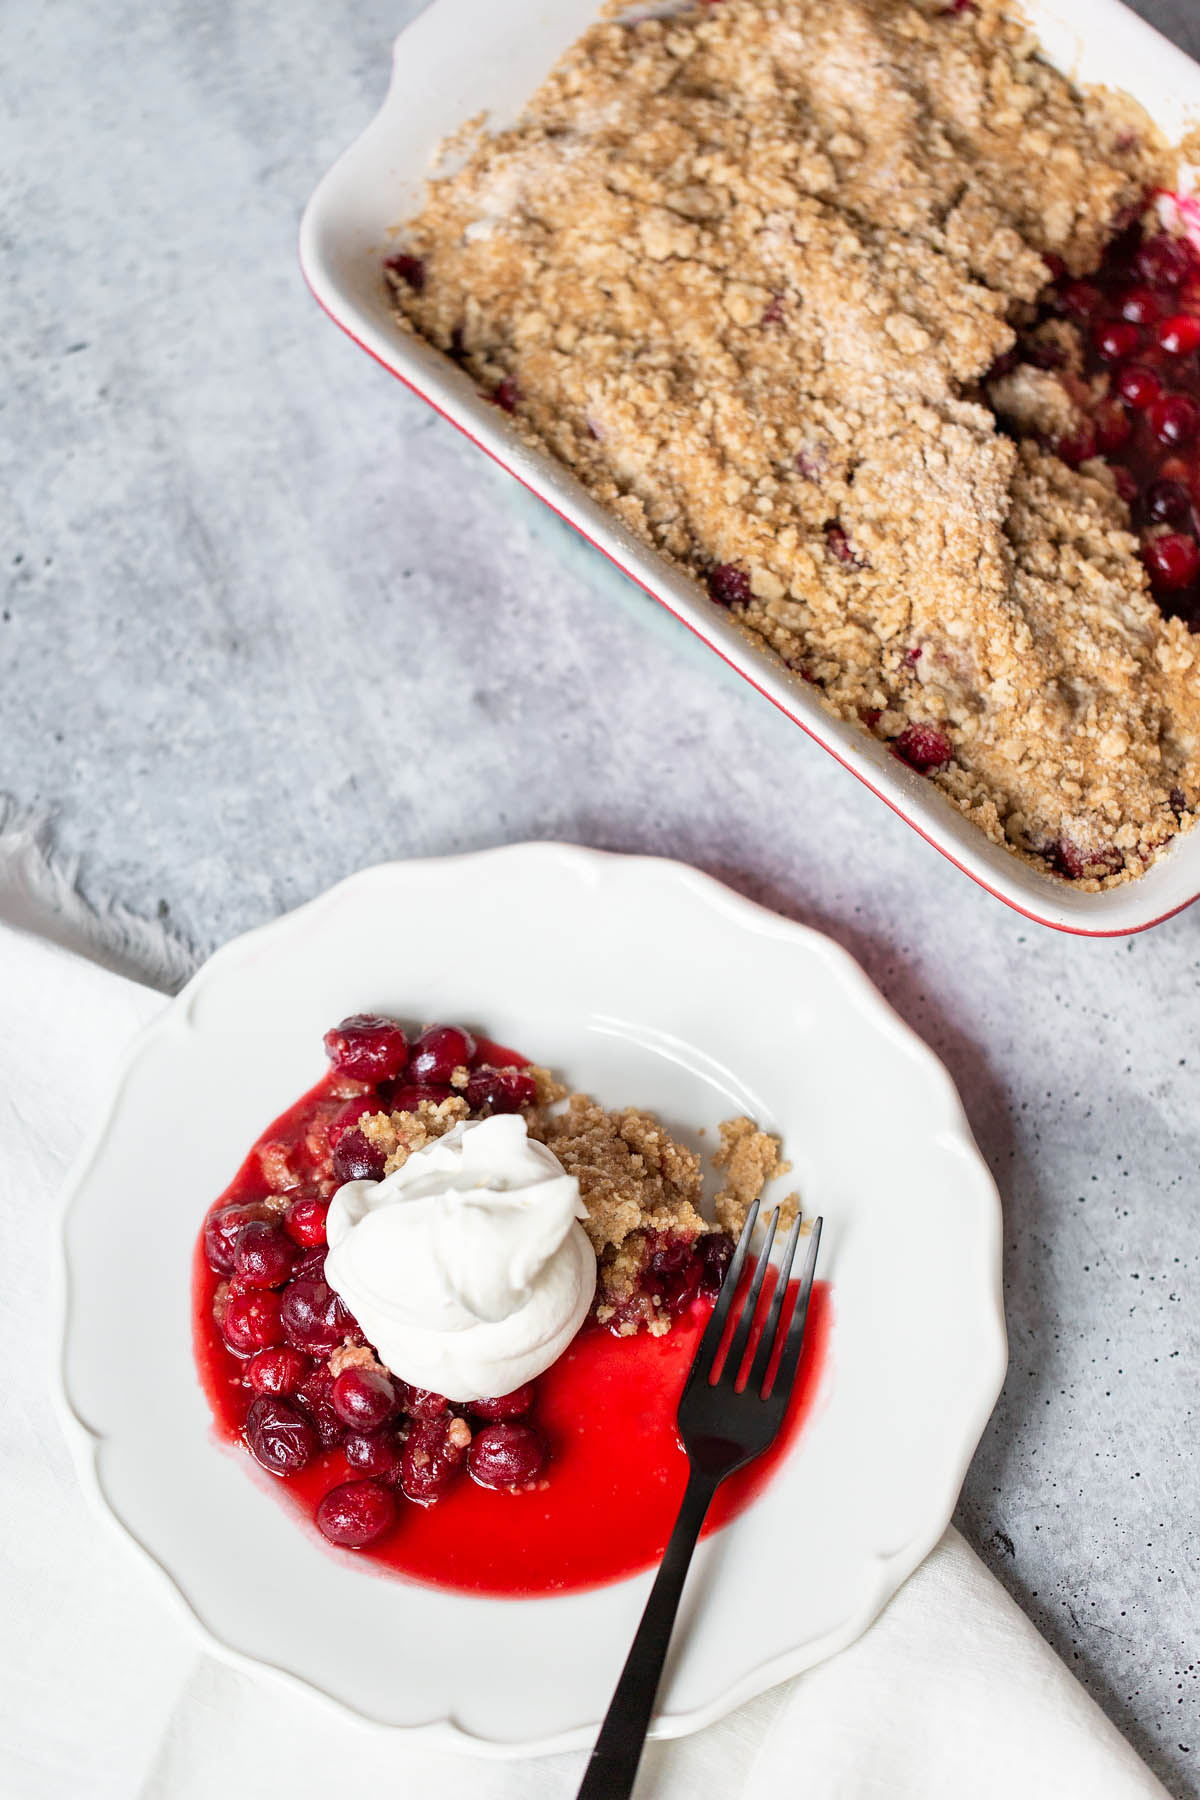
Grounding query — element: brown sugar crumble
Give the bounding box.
[359,1095,472,1174]
[712,1115,800,1238]
[386,0,1200,888]
[542,1094,709,1333]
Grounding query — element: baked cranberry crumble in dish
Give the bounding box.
[382,0,1200,890]
[195,1012,826,1593]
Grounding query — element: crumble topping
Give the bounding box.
[327,1342,386,1378]
[359,1095,471,1173]
[712,1115,799,1237]
[541,1093,709,1333]
[446,1416,474,1450]
[386,0,1200,886]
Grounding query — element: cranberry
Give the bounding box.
[1093,402,1132,453]
[1113,467,1138,505]
[402,1415,469,1503]
[1150,394,1200,448]
[665,1256,703,1315]
[1119,286,1163,324]
[291,1245,329,1284]
[344,1429,405,1481]
[708,563,751,607]
[221,1288,285,1355]
[648,1236,692,1277]
[323,1014,410,1084]
[1157,314,1200,355]
[316,1479,396,1549]
[407,1024,477,1085]
[892,723,952,772]
[233,1221,297,1289]
[1145,479,1194,527]
[826,523,860,564]
[644,1235,703,1314]
[389,1083,453,1113]
[204,1201,270,1275]
[295,1365,347,1448]
[1116,364,1162,410]
[1135,234,1194,289]
[1092,319,1140,362]
[331,1366,399,1431]
[465,1065,536,1115]
[1059,280,1103,318]
[331,1128,386,1184]
[245,1397,318,1476]
[471,1384,535,1422]
[247,1346,311,1397]
[698,1230,735,1299]
[1053,427,1096,466]
[283,1195,330,1248]
[396,1382,450,1420]
[384,252,425,292]
[468,1423,547,1489]
[1051,838,1124,880]
[326,1095,379,1150]
[1040,252,1066,282]
[1026,340,1066,371]
[1143,533,1200,591]
[281,1279,345,1352]
[493,376,520,412]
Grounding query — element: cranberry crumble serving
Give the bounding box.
[384,0,1200,888]
[196,1011,807,1579]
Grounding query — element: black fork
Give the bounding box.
[575,1201,824,1800]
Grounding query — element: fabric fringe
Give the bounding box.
[0,797,198,995]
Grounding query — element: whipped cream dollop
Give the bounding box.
[323,1114,596,1403]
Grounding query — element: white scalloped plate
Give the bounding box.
[57,847,1005,1754]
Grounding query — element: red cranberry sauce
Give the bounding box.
[1012,214,1200,626]
[193,1017,832,1593]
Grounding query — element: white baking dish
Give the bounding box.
[300,0,1200,935]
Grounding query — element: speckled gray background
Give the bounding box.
[3,0,1198,1793]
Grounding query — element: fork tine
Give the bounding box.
[746,1208,804,1397]
[680,1200,759,1404]
[717,1206,779,1391]
[765,1216,822,1402]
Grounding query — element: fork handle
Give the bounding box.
[575,1468,720,1800]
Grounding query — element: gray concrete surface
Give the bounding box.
[3,1,1198,1792]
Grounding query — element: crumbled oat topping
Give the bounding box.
[359,1095,471,1174]
[328,1343,385,1378]
[387,0,1200,886]
[529,1064,568,1108]
[712,1115,799,1237]
[543,1095,708,1333]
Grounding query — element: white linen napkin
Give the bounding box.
[0,919,1170,1800]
